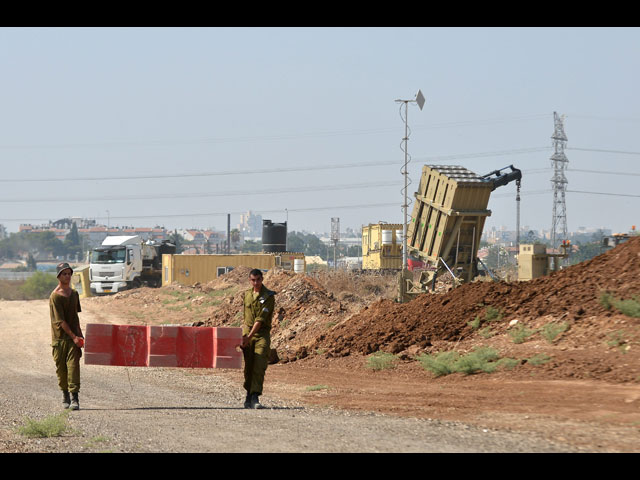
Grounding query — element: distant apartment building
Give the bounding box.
[238,211,263,238]
[18,219,168,249]
[0,224,7,240]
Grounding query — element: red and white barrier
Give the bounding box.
[84,324,242,369]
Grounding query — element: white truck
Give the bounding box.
[89,235,175,295]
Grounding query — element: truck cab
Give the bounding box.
[89,236,143,294]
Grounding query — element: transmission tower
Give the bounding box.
[550,112,568,253]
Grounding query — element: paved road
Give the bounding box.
[0,299,579,453]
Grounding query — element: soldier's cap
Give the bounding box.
[56,262,73,277]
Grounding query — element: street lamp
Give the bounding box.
[395,90,425,271]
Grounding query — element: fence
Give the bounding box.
[0,271,37,281]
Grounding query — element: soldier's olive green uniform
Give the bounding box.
[50,290,82,394]
[242,285,275,396]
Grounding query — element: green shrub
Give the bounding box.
[19,271,58,299]
[306,385,329,391]
[540,321,568,343]
[478,326,495,338]
[417,351,460,377]
[18,412,71,438]
[452,347,500,375]
[484,306,503,322]
[419,348,501,376]
[496,357,520,370]
[467,316,481,330]
[599,291,614,310]
[599,292,640,318]
[613,297,640,318]
[526,353,551,366]
[508,324,537,344]
[366,351,398,371]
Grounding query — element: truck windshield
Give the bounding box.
[91,248,126,264]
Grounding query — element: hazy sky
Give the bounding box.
[0,27,638,236]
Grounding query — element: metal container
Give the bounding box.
[294,258,305,274]
[362,223,403,270]
[162,252,305,286]
[262,220,287,253]
[406,165,493,281]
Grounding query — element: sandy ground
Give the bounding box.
[1,298,639,453]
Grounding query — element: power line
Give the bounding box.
[2,188,636,224]
[0,180,400,204]
[0,114,552,151]
[567,147,640,155]
[567,190,640,198]
[1,147,552,183]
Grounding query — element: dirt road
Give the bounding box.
[0,299,593,453]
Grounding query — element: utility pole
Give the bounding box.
[331,217,340,271]
[550,112,569,262]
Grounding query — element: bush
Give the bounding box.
[526,353,551,366]
[366,351,398,371]
[417,351,460,377]
[613,297,640,318]
[18,412,71,438]
[418,347,505,377]
[540,321,568,343]
[484,306,503,322]
[599,291,614,310]
[599,291,640,318]
[508,324,537,344]
[19,272,58,299]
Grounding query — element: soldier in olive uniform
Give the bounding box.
[241,268,275,409]
[50,262,84,410]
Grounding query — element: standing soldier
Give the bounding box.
[50,262,84,410]
[241,268,275,409]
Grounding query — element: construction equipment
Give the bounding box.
[362,222,426,272]
[398,164,522,302]
[89,236,176,294]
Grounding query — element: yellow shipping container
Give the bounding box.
[362,223,403,270]
[162,252,305,286]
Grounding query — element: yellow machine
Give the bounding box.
[71,266,92,298]
[399,164,522,302]
[162,252,305,286]
[362,223,403,270]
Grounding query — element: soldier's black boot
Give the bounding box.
[250,393,264,409]
[62,391,71,409]
[244,392,252,409]
[70,392,79,411]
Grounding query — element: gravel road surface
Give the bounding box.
[0,299,580,453]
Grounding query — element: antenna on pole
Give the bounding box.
[394,89,425,272]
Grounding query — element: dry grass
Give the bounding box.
[311,270,397,304]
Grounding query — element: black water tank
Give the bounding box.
[262,220,287,253]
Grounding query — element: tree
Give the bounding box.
[168,230,185,254]
[26,253,37,271]
[64,222,82,260]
